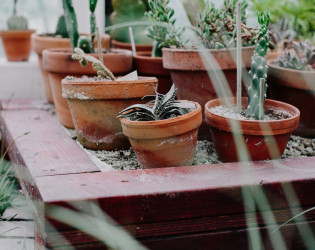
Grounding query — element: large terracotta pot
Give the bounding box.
[133,51,172,94]
[62,76,157,150]
[267,60,315,137]
[43,48,133,128]
[120,101,202,168]
[32,33,111,103]
[205,98,300,163]
[112,39,153,52]
[0,30,35,61]
[163,47,255,140]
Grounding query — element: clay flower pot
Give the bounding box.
[112,39,153,52]
[162,47,255,140]
[205,98,300,163]
[133,51,172,94]
[0,30,35,61]
[43,48,132,129]
[120,101,202,168]
[267,60,315,137]
[62,77,157,150]
[32,33,111,103]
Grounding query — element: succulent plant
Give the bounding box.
[145,0,186,57]
[55,15,69,38]
[7,0,28,30]
[72,48,116,80]
[269,16,296,52]
[62,0,98,53]
[246,12,270,120]
[276,40,315,71]
[118,84,195,121]
[196,0,257,49]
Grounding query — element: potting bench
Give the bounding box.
[1,98,315,249]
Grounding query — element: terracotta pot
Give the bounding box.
[162,47,255,140]
[32,33,111,103]
[267,60,315,137]
[120,101,202,168]
[205,98,300,163]
[133,51,172,94]
[0,30,35,61]
[62,77,157,150]
[43,48,132,129]
[112,39,153,52]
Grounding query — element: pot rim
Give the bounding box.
[0,29,35,36]
[205,97,300,135]
[119,100,201,129]
[133,51,161,61]
[112,39,153,48]
[267,59,315,75]
[162,46,255,53]
[43,47,132,56]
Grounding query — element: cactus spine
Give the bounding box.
[246,13,270,120]
[7,0,28,30]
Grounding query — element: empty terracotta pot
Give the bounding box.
[163,47,254,140]
[112,39,153,52]
[120,101,202,168]
[32,33,111,103]
[62,77,157,150]
[205,98,300,162]
[43,48,133,128]
[133,51,172,94]
[267,60,315,137]
[0,30,35,61]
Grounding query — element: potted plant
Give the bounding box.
[110,0,153,52]
[204,13,300,162]
[118,84,202,168]
[267,40,315,137]
[162,0,259,139]
[0,0,35,61]
[62,48,157,150]
[32,14,110,104]
[133,0,186,94]
[43,0,132,128]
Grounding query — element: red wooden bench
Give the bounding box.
[1,99,315,249]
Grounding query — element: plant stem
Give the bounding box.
[236,1,242,113]
[96,26,103,65]
[259,78,265,120]
[128,27,136,56]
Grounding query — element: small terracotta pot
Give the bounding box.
[62,77,158,150]
[163,47,255,140]
[267,60,315,137]
[120,101,202,168]
[112,39,153,52]
[0,30,35,61]
[133,51,172,94]
[32,33,111,103]
[43,48,132,128]
[205,98,300,162]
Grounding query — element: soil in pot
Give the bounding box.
[267,60,315,137]
[162,47,255,140]
[133,51,172,94]
[0,30,35,61]
[205,97,300,162]
[32,33,111,103]
[62,76,157,150]
[119,101,202,169]
[43,48,133,128]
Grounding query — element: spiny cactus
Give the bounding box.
[277,40,315,71]
[89,0,98,53]
[7,0,28,30]
[55,15,69,38]
[145,0,186,57]
[196,0,256,49]
[118,84,195,121]
[72,48,115,80]
[246,13,270,120]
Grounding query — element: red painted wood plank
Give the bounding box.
[0,98,52,111]
[1,109,99,177]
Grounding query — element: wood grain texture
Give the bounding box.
[0,98,53,111]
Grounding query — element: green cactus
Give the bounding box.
[62,0,79,50]
[72,48,116,80]
[7,0,28,30]
[246,12,270,120]
[55,15,69,38]
[77,35,93,54]
[89,0,98,53]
